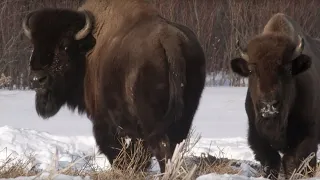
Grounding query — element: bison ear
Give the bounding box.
[230,58,250,77]
[291,54,311,76]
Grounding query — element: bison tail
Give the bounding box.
[162,38,186,123]
[147,36,186,140]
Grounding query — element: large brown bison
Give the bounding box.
[230,13,320,179]
[22,0,206,172]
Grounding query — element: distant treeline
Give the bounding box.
[1,0,319,89]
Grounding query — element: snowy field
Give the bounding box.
[0,87,319,179]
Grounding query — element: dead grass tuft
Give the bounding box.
[89,138,151,180]
[0,129,199,179]
[11,132,320,180]
[195,153,238,176]
[0,152,38,178]
[288,152,319,180]
[0,131,253,180]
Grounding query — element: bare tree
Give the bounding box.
[0,0,319,89]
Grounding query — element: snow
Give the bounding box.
[0,87,317,179]
[0,90,92,136]
[196,173,268,180]
[0,87,249,138]
[0,126,107,171]
[191,137,254,161]
[0,173,90,180]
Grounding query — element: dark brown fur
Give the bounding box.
[230,13,320,179]
[22,0,206,173]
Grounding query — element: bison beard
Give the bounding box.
[255,117,287,149]
[255,103,290,149]
[35,89,64,119]
[34,75,68,119]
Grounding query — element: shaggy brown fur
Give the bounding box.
[22,0,206,173]
[230,13,320,179]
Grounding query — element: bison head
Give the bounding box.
[230,34,311,122]
[22,8,96,118]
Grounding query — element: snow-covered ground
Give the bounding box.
[0,87,249,138]
[0,87,317,179]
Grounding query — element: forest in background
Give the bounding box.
[0,0,319,89]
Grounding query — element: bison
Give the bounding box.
[230,13,320,179]
[22,0,206,172]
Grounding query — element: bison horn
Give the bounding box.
[236,39,249,61]
[293,35,304,59]
[74,10,93,40]
[22,12,34,40]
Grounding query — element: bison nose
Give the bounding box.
[259,100,280,119]
[262,100,279,108]
[29,71,48,89]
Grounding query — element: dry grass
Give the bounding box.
[0,73,12,88]
[2,134,320,180]
[0,130,243,180]
[0,130,199,179]
[0,151,39,178]
[288,152,320,180]
[194,153,238,176]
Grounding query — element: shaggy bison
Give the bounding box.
[230,13,320,179]
[22,0,206,172]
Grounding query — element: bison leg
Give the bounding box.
[148,135,171,173]
[152,86,202,173]
[94,122,153,172]
[282,137,317,179]
[282,154,297,179]
[248,124,281,179]
[92,121,124,168]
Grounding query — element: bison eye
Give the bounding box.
[59,45,69,52]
